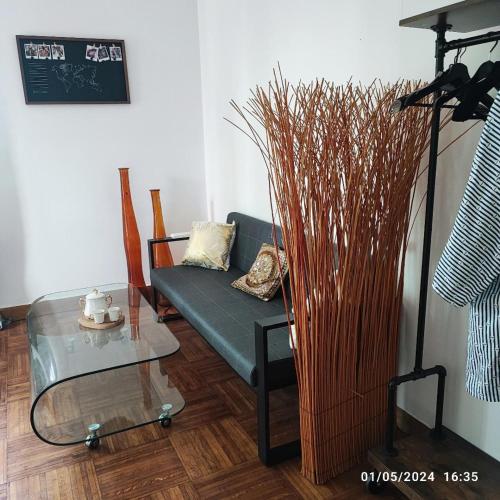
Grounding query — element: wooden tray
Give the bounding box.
[78,314,124,330]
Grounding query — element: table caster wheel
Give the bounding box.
[365,471,386,495]
[159,403,173,428]
[85,423,101,450]
[85,437,100,449]
[160,417,172,428]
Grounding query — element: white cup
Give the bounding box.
[93,309,106,324]
[108,306,121,322]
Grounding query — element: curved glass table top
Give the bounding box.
[27,284,184,446]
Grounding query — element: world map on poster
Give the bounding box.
[52,63,102,94]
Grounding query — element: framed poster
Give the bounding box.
[16,35,130,104]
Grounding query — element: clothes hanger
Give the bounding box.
[452,42,500,122]
[479,39,499,76]
[471,42,496,82]
[442,45,493,121]
[431,75,490,122]
[391,56,470,113]
[402,48,488,122]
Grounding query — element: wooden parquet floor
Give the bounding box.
[0,320,403,499]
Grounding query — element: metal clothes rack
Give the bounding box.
[385,0,500,456]
[368,1,500,497]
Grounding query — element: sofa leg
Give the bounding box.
[257,383,301,466]
[257,380,271,465]
[159,312,183,322]
[255,320,271,464]
[255,319,300,466]
[150,285,159,316]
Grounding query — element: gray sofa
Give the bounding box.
[148,212,299,465]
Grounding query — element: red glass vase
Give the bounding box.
[119,168,146,289]
[150,189,174,268]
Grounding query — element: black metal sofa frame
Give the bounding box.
[148,212,299,465]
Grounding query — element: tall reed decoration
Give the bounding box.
[230,75,431,483]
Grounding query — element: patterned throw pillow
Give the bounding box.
[182,221,236,271]
[231,243,288,301]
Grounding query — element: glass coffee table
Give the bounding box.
[27,284,184,448]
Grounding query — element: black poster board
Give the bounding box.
[16,35,130,104]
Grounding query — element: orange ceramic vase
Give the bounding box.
[150,189,174,268]
[119,168,146,289]
[150,189,174,309]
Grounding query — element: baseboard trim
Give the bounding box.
[396,407,429,435]
[0,304,29,321]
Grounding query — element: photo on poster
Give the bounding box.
[97,45,109,62]
[85,44,98,61]
[24,43,38,59]
[51,43,65,60]
[38,43,51,59]
[109,45,122,61]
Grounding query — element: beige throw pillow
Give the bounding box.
[231,243,288,301]
[182,221,236,271]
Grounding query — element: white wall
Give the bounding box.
[197,0,500,460]
[0,0,206,307]
[198,0,437,222]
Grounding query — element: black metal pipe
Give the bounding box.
[413,24,447,372]
[147,239,155,273]
[147,239,158,314]
[385,380,398,456]
[444,30,500,53]
[411,103,457,109]
[390,365,444,386]
[383,17,500,460]
[432,365,447,438]
[384,25,449,456]
[384,365,446,454]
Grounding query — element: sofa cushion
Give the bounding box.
[226,212,284,274]
[151,265,292,386]
[231,243,288,301]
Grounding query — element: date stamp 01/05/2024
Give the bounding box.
[361,470,479,484]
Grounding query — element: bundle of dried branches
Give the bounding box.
[229,72,432,484]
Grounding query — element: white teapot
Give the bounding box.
[79,289,112,319]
